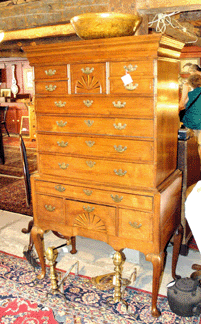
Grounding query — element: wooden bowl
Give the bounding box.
[70,12,142,40]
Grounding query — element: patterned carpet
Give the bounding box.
[0,140,36,216]
[0,251,201,324]
[0,145,37,177]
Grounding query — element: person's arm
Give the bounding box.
[179,82,190,110]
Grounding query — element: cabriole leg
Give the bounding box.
[146,252,165,317]
[31,225,45,279]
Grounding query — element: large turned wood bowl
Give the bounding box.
[70,12,142,40]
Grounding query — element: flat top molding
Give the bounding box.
[23,34,184,65]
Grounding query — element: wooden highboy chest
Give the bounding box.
[24,34,184,317]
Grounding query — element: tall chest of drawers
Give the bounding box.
[24,34,184,317]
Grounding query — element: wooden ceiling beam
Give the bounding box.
[2,23,76,42]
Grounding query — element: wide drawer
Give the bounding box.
[65,200,116,236]
[110,60,154,77]
[70,63,106,94]
[38,153,155,188]
[37,134,154,162]
[119,208,153,241]
[35,96,154,118]
[35,80,68,95]
[34,65,68,80]
[37,115,154,138]
[110,77,153,95]
[34,179,153,212]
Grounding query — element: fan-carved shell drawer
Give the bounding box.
[119,208,153,242]
[34,179,154,212]
[71,63,106,94]
[34,65,68,80]
[65,200,116,237]
[37,115,154,138]
[35,96,154,118]
[37,133,154,162]
[38,153,155,188]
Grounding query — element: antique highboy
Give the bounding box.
[24,34,184,317]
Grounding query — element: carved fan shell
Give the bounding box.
[74,213,106,232]
[75,75,102,93]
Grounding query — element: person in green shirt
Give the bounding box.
[182,74,201,160]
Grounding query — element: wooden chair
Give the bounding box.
[19,134,77,259]
[0,106,9,136]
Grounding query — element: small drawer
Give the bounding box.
[119,209,153,241]
[34,65,68,80]
[35,193,65,224]
[71,63,106,94]
[35,81,68,95]
[37,115,154,138]
[34,179,153,212]
[110,77,153,95]
[35,96,154,118]
[38,153,155,188]
[110,61,154,77]
[37,133,154,162]
[65,200,116,236]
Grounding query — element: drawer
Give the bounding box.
[37,116,154,138]
[110,77,153,95]
[35,194,65,224]
[35,81,68,95]
[34,179,154,212]
[119,209,153,241]
[35,96,154,118]
[65,200,116,236]
[38,153,155,188]
[71,63,106,94]
[34,65,68,80]
[110,61,154,77]
[37,134,154,162]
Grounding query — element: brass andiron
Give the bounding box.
[46,246,58,291]
[113,251,123,303]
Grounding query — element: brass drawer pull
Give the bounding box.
[85,140,95,147]
[57,141,68,147]
[114,169,127,177]
[83,99,93,107]
[124,83,138,91]
[56,121,67,127]
[55,185,66,192]
[58,162,69,169]
[84,120,94,127]
[113,123,127,130]
[45,84,57,92]
[124,64,137,72]
[86,161,96,168]
[45,69,56,76]
[114,145,127,153]
[129,221,142,229]
[83,205,95,213]
[83,189,93,196]
[111,194,123,203]
[81,67,94,74]
[112,101,126,109]
[45,204,55,212]
[55,101,66,108]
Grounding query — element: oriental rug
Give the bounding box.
[0,251,200,324]
[0,145,37,177]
